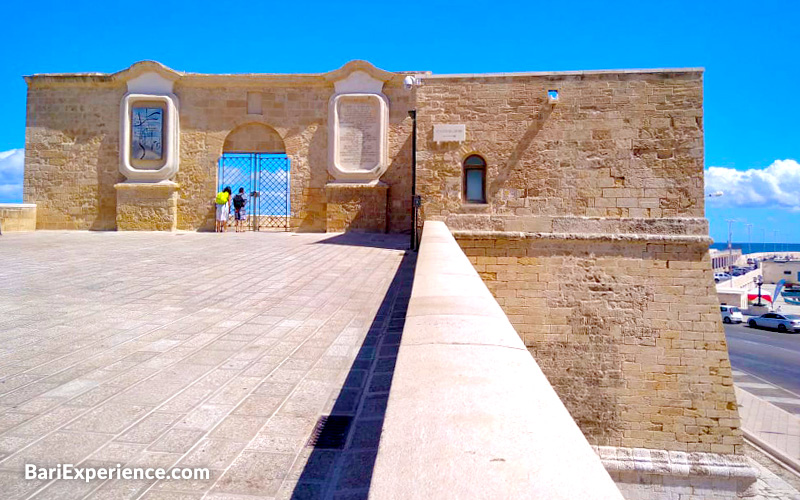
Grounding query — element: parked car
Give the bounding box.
[720,305,744,324]
[748,313,800,332]
[731,268,748,276]
[714,272,732,283]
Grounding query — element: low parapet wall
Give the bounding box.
[368,221,623,499]
[0,204,36,232]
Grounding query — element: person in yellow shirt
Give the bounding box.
[215,186,232,232]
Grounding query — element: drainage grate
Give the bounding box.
[306,415,353,450]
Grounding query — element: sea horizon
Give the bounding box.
[709,242,800,253]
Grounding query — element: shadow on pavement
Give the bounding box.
[291,250,416,500]
[313,232,410,251]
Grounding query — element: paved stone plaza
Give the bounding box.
[0,231,413,499]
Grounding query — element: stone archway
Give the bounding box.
[219,123,290,230]
[223,122,286,154]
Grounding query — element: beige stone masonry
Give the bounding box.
[595,445,757,499]
[0,204,37,232]
[454,230,743,455]
[24,60,414,233]
[325,182,388,233]
[115,182,178,231]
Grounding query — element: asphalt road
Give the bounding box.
[724,321,800,396]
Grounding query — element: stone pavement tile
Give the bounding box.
[287,448,339,483]
[280,395,330,417]
[333,450,379,490]
[0,412,37,433]
[248,432,308,454]
[232,394,284,417]
[261,414,318,438]
[0,469,47,500]
[6,406,87,436]
[157,387,216,414]
[115,383,188,406]
[148,469,223,494]
[88,441,148,464]
[11,396,66,414]
[1,232,410,499]
[277,481,324,500]
[116,412,182,444]
[347,419,383,450]
[141,491,206,499]
[29,475,99,500]
[737,386,800,470]
[63,384,124,408]
[64,403,152,434]
[0,382,62,406]
[208,415,267,442]
[214,451,294,496]
[0,430,111,471]
[0,435,33,456]
[89,477,156,500]
[208,376,264,405]
[149,428,205,454]
[178,439,246,469]
[241,356,285,378]
[254,381,297,398]
[173,404,234,432]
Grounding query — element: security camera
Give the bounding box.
[403,75,416,90]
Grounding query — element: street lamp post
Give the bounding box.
[754,275,764,307]
[726,219,736,273]
[408,109,419,251]
[774,230,779,256]
[746,223,753,255]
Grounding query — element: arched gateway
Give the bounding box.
[219,123,290,231]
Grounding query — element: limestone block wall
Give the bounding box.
[175,79,413,232]
[24,83,126,229]
[115,182,178,231]
[454,232,743,455]
[176,82,411,232]
[0,204,37,232]
[325,183,388,233]
[415,70,704,221]
[24,63,414,233]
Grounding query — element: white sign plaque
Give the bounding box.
[433,124,466,143]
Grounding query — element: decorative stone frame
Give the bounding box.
[328,93,389,183]
[120,93,180,182]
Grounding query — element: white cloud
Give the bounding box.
[705,159,800,211]
[0,148,24,203]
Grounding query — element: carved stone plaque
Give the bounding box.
[329,93,388,182]
[433,124,466,143]
[337,97,380,171]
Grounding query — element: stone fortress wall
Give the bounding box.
[23,62,743,466]
[407,69,741,455]
[24,61,414,232]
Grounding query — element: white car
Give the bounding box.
[720,305,743,324]
[714,272,732,283]
[748,313,800,333]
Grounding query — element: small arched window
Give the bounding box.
[463,155,486,203]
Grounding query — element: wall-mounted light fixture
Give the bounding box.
[404,75,418,90]
[547,89,559,104]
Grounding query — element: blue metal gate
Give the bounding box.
[218,153,290,231]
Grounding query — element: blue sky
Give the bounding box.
[1,0,797,243]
